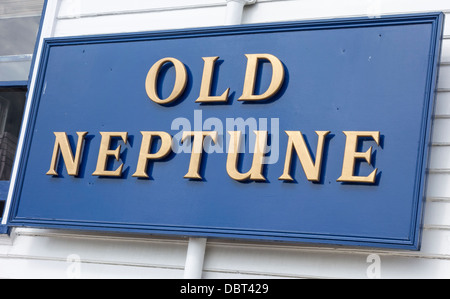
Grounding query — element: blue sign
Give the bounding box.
[8,13,444,249]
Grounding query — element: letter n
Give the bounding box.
[279,131,330,182]
[46,132,88,176]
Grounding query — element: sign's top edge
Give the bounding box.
[43,11,445,44]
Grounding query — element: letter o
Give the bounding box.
[145,57,187,105]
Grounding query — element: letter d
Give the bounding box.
[224,284,232,293]
[238,54,285,102]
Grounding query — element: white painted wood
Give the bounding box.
[423,200,450,227]
[184,237,207,279]
[442,40,450,63]
[429,145,450,169]
[57,0,224,19]
[433,92,450,117]
[52,1,450,38]
[419,227,450,256]
[202,238,450,279]
[439,65,450,89]
[426,173,450,198]
[243,1,450,25]
[0,228,188,278]
[431,118,450,143]
[0,255,184,279]
[2,0,450,279]
[54,5,228,36]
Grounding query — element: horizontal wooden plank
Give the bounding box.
[438,65,450,89]
[426,173,450,198]
[434,91,450,116]
[442,39,450,63]
[431,118,450,143]
[203,236,450,278]
[54,6,227,36]
[429,145,450,169]
[418,227,450,257]
[244,0,450,25]
[0,228,188,272]
[58,0,225,20]
[0,255,184,278]
[423,200,450,227]
[202,257,450,279]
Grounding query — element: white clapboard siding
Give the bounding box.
[431,119,450,144]
[434,92,450,117]
[54,1,228,36]
[442,39,450,63]
[202,239,450,279]
[0,228,188,279]
[1,0,450,279]
[244,0,450,24]
[438,65,450,89]
[429,145,450,169]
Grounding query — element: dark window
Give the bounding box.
[0,87,26,220]
[0,199,4,218]
[0,87,26,179]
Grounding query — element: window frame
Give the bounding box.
[0,0,46,235]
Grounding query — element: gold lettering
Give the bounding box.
[132,131,172,178]
[46,132,87,176]
[195,56,230,103]
[238,54,285,102]
[145,57,187,105]
[337,131,380,183]
[279,131,330,182]
[226,131,267,181]
[92,132,128,177]
[182,131,218,179]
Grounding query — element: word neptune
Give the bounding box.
[46,54,380,183]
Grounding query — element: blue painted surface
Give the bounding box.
[7,13,444,249]
[0,81,28,88]
[0,181,10,232]
[0,225,9,235]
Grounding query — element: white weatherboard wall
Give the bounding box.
[1,0,450,279]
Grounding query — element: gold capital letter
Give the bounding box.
[46,132,87,176]
[132,131,172,178]
[279,131,330,182]
[226,131,267,181]
[92,132,128,177]
[238,54,285,102]
[182,131,218,179]
[145,57,187,105]
[195,56,230,103]
[337,131,380,183]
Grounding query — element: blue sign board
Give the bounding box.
[8,13,444,249]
